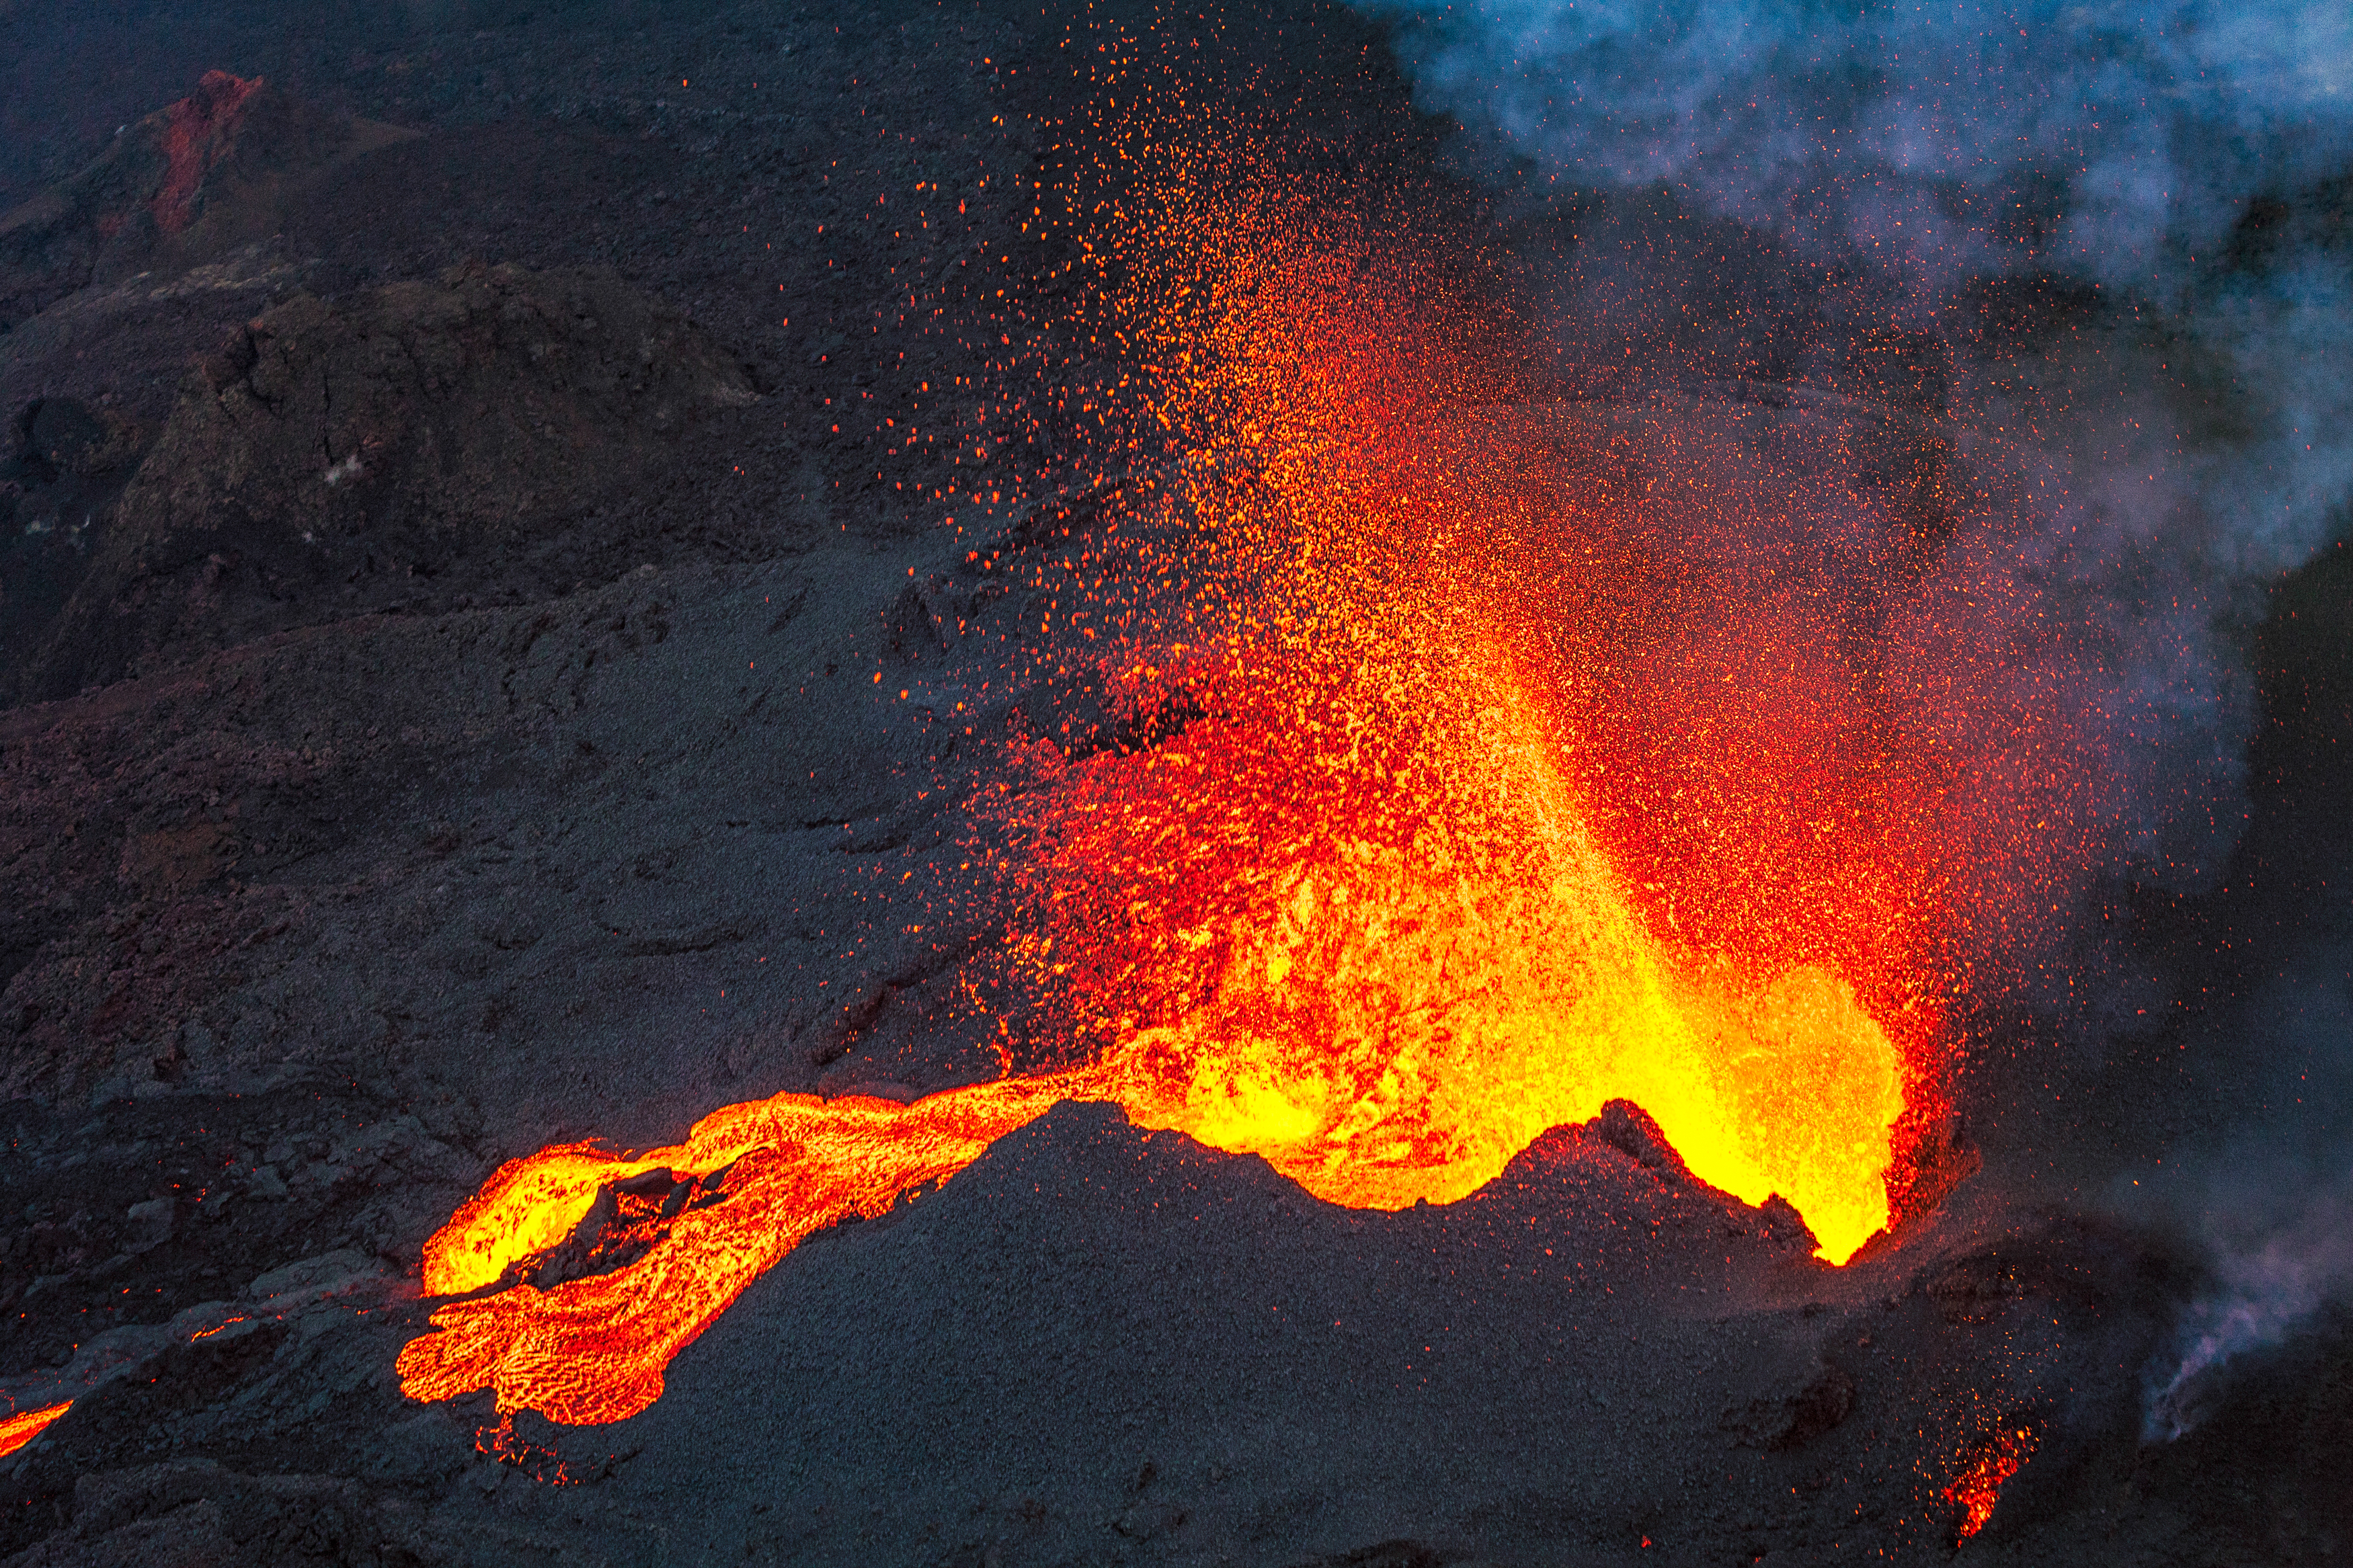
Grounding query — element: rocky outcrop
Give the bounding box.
[0,73,413,333]
[14,261,755,702]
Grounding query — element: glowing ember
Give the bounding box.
[475,1413,613,1486]
[1946,1423,2036,1539]
[0,1401,71,1461]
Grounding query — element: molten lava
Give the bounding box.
[0,1401,71,1461]
[152,71,261,235]
[400,97,1970,1428]
[400,924,1901,1427]
[1947,1423,2037,1538]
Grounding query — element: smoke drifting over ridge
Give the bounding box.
[1363,0,2351,893]
[1352,0,2353,1434]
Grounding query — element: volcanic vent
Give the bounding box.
[391,74,2009,1438]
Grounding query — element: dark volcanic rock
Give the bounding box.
[16,261,756,702]
[0,397,145,680]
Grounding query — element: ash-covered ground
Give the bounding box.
[2,1,2349,1564]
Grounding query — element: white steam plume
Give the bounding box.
[2135,968,2353,1440]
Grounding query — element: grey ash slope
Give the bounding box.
[0,0,1055,1532]
[0,1099,2255,1568]
[2,0,1051,710]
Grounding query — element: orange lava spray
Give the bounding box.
[400,87,1958,1429]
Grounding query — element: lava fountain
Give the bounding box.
[399,104,1967,1428]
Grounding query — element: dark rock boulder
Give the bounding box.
[14,261,756,702]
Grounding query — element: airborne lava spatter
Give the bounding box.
[401,90,1961,1428]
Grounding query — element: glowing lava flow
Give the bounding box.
[401,991,1899,1424]
[0,1401,71,1460]
[400,1077,1093,1423]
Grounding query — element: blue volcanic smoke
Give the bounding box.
[1371,0,2348,288]
[1353,0,2353,1438]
